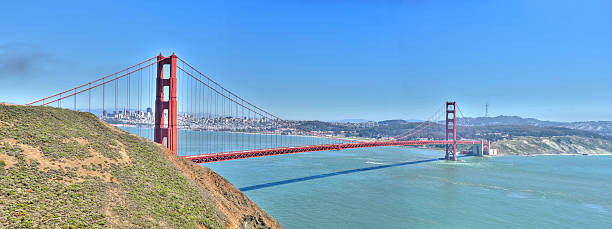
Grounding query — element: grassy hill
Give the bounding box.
[459,115,612,136]
[0,104,281,228]
[492,136,612,155]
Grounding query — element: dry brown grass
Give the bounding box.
[1,137,132,183]
[103,186,132,228]
[0,153,17,168]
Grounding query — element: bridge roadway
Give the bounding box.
[183,140,486,163]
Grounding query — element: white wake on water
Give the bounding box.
[365,161,386,165]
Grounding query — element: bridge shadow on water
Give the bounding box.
[239,156,469,191]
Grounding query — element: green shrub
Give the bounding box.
[0,105,226,228]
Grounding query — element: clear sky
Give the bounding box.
[1,0,611,122]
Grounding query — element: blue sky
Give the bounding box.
[1,0,611,121]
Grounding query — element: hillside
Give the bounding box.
[492,136,612,155]
[459,115,612,136]
[294,118,612,155]
[295,119,612,141]
[0,104,281,228]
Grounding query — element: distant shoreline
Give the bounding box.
[515,153,612,157]
[110,124,373,141]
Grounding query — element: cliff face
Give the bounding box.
[159,147,281,229]
[493,136,612,155]
[0,104,281,228]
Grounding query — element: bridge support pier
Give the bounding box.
[445,101,457,160]
[154,54,178,154]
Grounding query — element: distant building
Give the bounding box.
[488,149,498,156]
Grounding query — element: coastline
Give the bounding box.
[509,153,612,157]
[112,124,376,141]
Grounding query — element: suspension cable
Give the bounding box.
[27,56,157,106]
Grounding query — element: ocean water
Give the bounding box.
[121,127,612,228]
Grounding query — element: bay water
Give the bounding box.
[122,127,612,228]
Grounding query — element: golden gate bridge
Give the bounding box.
[27,54,489,163]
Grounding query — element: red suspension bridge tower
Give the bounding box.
[154,54,178,153]
[445,101,457,160]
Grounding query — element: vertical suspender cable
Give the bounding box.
[228,93,231,152]
[102,79,105,119]
[242,102,245,150]
[215,86,218,153]
[207,77,211,154]
[180,67,183,155]
[125,74,128,128]
[114,80,117,125]
[247,104,250,150]
[198,68,202,154]
[202,73,205,154]
[139,65,142,136]
[222,88,225,153]
[148,64,152,140]
[88,83,91,113]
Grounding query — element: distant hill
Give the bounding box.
[296,117,612,141]
[459,115,559,126]
[459,115,612,136]
[492,136,612,155]
[329,119,371,123]
[324,115,612,137]
[378,119,408,125]
[294,117,612,155]
[0,104,280,228]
